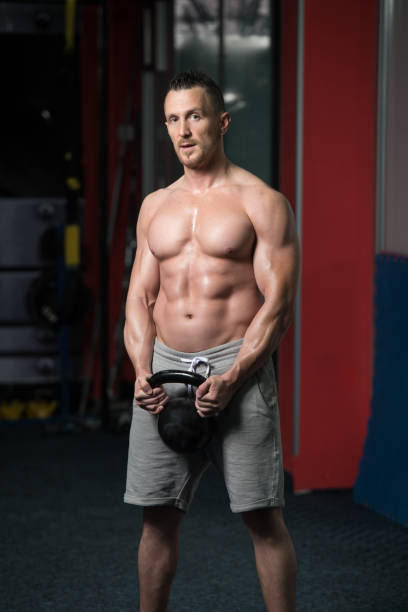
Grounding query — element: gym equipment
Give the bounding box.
[26,268,89,327]
[148,370,216,454]
[78,34,140,419]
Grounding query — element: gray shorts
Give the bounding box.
[124,338,284,513]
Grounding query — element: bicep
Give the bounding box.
[127,243,160,303]
[252,196,300,309]
[126,208,160,310]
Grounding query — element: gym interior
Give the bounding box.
[1,1,407,610]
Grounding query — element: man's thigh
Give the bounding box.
[124,399,210,512]
[209,359,285,513]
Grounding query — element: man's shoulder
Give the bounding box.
[230,165,287,208]
[142,187,167,205]
[137,189,167,229]
[140,186,173,216]
[144,177,185,204]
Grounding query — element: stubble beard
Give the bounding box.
[175,141,218,171]
[176,146,204,170]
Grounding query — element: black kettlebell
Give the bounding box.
[148,370,216,454]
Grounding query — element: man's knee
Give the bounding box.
[142,505,185,541]
[241,507,287,543]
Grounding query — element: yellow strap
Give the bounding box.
[65,0,77,52]
[65,224,80,266]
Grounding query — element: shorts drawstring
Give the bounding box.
[179,356,212,396]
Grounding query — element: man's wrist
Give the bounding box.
[135,368,152,380]
[220,367,241,393]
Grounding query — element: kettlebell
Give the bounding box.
[148,370,216,454]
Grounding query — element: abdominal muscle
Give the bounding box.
[152,258,262,352]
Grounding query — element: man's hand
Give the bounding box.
[195,375,234,418]
[134,376,168,414]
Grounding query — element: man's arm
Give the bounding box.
[196,190,299,416]
[224,190,300,387]
[124,194,167,413]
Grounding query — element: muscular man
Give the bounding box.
[124,70,299,611]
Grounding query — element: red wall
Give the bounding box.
[279,0,377,490]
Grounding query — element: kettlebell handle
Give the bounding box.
[148,369,206,388]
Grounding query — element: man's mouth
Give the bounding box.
[180,143,195,149]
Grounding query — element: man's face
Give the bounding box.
[164,87,226,170]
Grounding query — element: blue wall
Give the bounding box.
[354,254,408,526]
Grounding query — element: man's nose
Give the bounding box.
[179,120,191,138]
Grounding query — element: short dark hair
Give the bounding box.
[167,69,225,114]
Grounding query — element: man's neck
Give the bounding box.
[182,155,231,194]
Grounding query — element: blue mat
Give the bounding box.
[354,254,408,526]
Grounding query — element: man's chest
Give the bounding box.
[147,199,255,261]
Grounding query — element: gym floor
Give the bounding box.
[1,426,407,611]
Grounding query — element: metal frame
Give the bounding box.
[376,0,393,253]
[293,0,304,456]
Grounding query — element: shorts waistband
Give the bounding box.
[154,337,243,365]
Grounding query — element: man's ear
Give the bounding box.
[220,112,231,135]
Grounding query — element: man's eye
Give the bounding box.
[191,114,200,120]
[169,117,177,123]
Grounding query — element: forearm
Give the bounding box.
[221,301,292,392]
[123,297,157,378]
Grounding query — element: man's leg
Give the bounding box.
[138,506,185,612]
[242,507,296,612]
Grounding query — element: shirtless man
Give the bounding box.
[124,70,299,611]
